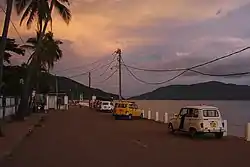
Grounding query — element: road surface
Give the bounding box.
[1,107,250,167]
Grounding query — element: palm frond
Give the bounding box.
[15,0,32,15]
[19,2,33,26]
[54,0,71,24]
[20,44,35,50]
[4,52,12,64]
[58,0,70,6]
[26,4,38,29]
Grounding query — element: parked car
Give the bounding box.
[113,101,143,120]
[168,105,225,139]
[98,101,114,112]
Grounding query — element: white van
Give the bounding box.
[99,101,114,112]
[168,105,225,139]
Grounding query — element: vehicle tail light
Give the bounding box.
[200,123,204,128]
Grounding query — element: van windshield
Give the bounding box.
[203,110,219,117]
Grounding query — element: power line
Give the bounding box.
[54,52,117,73]
[66,58,117,79]
[124,64,250,76]
[100,54,117,76]
[124,46,250,72]
[94,68,118,84]
[121,46,250,85]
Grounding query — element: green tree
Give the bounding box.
[15,0,71,119]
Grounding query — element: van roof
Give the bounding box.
[184,105,219,110]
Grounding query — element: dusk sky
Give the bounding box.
[1,0,250,97]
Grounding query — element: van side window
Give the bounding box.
[179,108,188,116]
[186,108,193,117]
[118,103,127,108]
[193,109,199,118]
[134,104,138,109]
[128,104,133,109]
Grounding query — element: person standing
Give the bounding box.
[57,97,61,110]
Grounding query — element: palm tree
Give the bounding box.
[15,0,71,119]
[21,31,62,93]
[21,31,63,71]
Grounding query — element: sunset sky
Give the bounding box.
[1,0,250,97]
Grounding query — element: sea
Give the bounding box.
[133,100,250,137]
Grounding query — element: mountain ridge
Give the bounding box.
[129,81,250,100]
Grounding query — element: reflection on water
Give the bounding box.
[134,100,250,137]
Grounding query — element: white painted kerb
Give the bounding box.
[164,113,168,124]
[148,110,151,120]
[155,112,159,122]
[246,123,250,141]
[223,120,227,137]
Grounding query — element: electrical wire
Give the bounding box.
[94,69,118,84]
[67,57,117,78]
[100,54,117,76]
[121,46,250,85]
[54,52,117,73]
[124,46,250,72]
[124,64,250,77]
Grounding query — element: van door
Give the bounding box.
[178,108,188,130]
[133,104,140,117]
[185,108,194,132]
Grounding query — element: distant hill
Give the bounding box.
[53,75,119,100]
[129,81,250,100]
[2,65,118,99]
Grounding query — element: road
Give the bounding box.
[1,107,250,167]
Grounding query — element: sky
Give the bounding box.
[1,0,250,97]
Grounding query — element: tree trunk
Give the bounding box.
[16,59,36,120]
[16,0,55,119]
[0,0,13,90]
[0,0,14,136]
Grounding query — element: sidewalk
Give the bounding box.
[0,113,46,161]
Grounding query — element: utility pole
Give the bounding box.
[88,72,91,106]
[116,48,122,100]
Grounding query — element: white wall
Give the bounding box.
[0,97,17,119]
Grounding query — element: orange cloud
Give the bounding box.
[2,0,249,59]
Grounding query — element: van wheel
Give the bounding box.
[128,114,133,120]
[168,123,175,133]
[115,116,119,120]
[215,132,223,139]
[189,128,197,139]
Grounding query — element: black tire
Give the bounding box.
[189,128,197,139]
[215,132,223,139]
[128,114,133,120]
[168,123,175,133]
[115,116,119,120]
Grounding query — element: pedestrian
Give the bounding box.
[57,97,61,110]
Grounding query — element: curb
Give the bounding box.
[0,114,48,162]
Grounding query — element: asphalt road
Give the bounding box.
[1,107,250,167]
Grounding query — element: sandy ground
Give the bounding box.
[1,106,250,167]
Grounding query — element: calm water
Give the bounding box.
[133,100,250,137]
